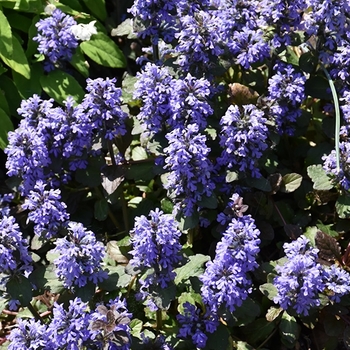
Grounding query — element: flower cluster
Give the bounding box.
[8,297,132,349]
[34,9,78,71]
[133,63,174,134]
[170,74,213,130]
[323,141,350,190]
[129,209,182,310]
[273,236,324,316]
[8,318,53,350]
[265,61,306,135]
[217,104,269,178]
[0,209,32,280]
[200,194,260,314]
[89,297,132,350]
[22,180,69,239]
[129,0,177,43]
[175,10,223,76]
[177,302,219,349]
[273,236,350,315]
[228,27,270,69]
[54,222,107,289]
[48,298,91,349]
[82,78,128,141]
[258,0,307,48]
[164,124,216,216]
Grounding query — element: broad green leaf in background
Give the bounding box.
[0,75,22,117]
[80,33,126,68]
[335,193,350,219]
[81,0,107,21]
[279,312,300,348]
[307,164,333,190]
[0,0,42,13]
[94,198,109,221]
[0,107,13,150]
[0,10,13,57]
[5,10,32,32]
[305,75,332,100]
[280,173,303,193]
[40,69,85,105]
[70,46,90,78]
[0,34,30,78]
[259,283,278,301]
[174,254,210,284]
[13,62,43,98]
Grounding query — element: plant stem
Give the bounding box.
[322,65,341,172]
[27,303,42,322]
[156,309,163,330]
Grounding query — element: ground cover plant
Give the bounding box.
[1,0,350,349]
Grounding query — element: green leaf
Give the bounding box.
[178,212,199,231]
[305,75,332,100]
[198,193,218,209]
[307,164,333,190]
[242,318,276,344]
[206,323,233,350]
[299,52,317,74]
[0,0,42,12]
[280,173,302,193]
[75,156,104,187]
[122,74,138,104]
[266,306,283,322]
[6,275,32,306]
[5,11,32,32]
[75,281,96,302]
[174,254,210,284]
[13,63,43,98]
[0,107,13,150]
[106,241,128,264]
[150,283,176,310]
[336,193,350,219]
[40,69,85,105]
[99,265,131,290]
[0,10,13,57]
[231,297,261,326]
[111,18,137,39]
[132,146,148,161]
[81,0,107,21]
[259,283,278,301]
[70,46,89,78]
[0,34,30,78]
[279,312,300,348]
[245,177,272,192]
[94,198,109,221]
[226,170,238,183]
[80,33,126,68]
[43,264,64,293]
[324,311,346,337]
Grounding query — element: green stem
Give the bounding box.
[156,309,163,330]
[322,65,341,172]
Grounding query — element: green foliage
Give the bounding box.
[80,33,126,68]
[40,69,85,104]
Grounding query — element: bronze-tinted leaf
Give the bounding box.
[228,83,259,105]
[315,230,342,263]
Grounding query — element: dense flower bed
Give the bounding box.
[0,0,350,349]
